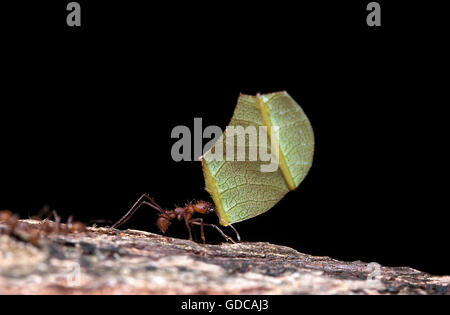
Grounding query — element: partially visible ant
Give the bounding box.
[41,210,87,234]
[0,210,19,234]
[112,194,240,244]
[0,209,86,245]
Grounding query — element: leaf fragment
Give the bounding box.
[202,92,314,225]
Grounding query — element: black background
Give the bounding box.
[1,1,448,275]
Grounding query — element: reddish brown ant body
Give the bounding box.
[0,209,86,245]
[41,211,87,234]
[112,194,240,244]
[0,210,19,233]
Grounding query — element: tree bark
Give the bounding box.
[0,219,449,294]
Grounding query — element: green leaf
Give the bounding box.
[202,92,314,226]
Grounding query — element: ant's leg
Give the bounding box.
[52,210,61,232]
[189,218,206,244]
[112,194,164,229]
[66,215,74,233]
[190,221,236,244]
[184,217,193,241]
[31,205,51,220]
[148,196,165,211]
[228,224,241,242]
[199,220,205,244]
[113,200,162,229]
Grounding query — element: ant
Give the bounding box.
[111,194,240,244]
[0,209,86,245]
[40,210,87,234]
[0,210,19,233]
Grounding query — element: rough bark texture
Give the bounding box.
[0,219,449,294]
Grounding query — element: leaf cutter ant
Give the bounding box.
[0,209,87,245]
[111,194,240,244]
[0,210,19,234]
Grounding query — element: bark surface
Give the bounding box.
[1,219,449,294]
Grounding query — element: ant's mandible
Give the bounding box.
[111,194,240,244]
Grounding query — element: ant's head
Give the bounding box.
[193,201,215,214]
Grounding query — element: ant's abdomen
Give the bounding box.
[157,216,171,233]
